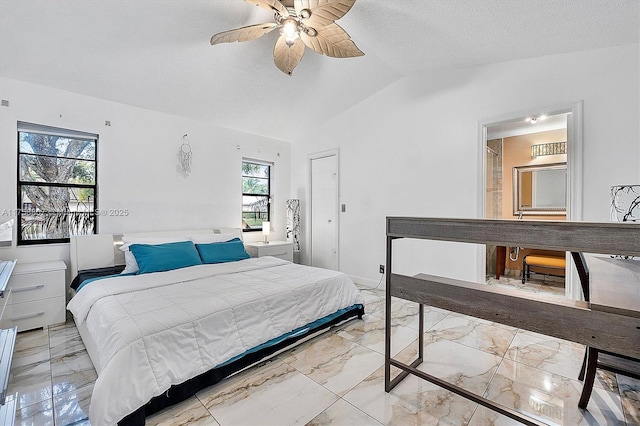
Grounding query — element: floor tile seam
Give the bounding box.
[408,336,507,394]
[51,380,94,410]
[466,403,483,425]
[346,335,388,357]
[616,373,640,396]
[9,360,53,411]
[335,395,385,425]
[419,330,515,360]
[364,309,385,320]
[619,396,638,426]
[512,328,585,351]
[11,346,52,371]
[199,374,342,426]
[281,348,382,401]
[502,349,586,383]
[14,346,50,358]
[195,392,224,425]
[47,324,64,425]
[49,331,82,354]
[45,325,57,426]
[296,383,342,425]
[502,351,579,382]
[419,312,454,333]
[13,396,54,424]
[503,356,628,402]
[482,355,509,404]
[587,385,631,425]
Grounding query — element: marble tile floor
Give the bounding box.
[486,274,567,298]
[8,285,639,426]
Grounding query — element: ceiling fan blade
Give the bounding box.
[295,0,356,27]
[245,0,289,17]
[273,36,305,75]
[300,22,363,58]
[210,23,278,45]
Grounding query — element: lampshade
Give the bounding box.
[262,221,271,244]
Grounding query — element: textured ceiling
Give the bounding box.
[1,0,638,142]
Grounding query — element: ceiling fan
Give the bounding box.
[210,0,364,75]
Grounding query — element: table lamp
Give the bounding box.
[262,221,270,244]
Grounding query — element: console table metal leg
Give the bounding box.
[384,235,393,392]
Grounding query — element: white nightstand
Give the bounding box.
[245,241,293,262]
[0,261,66,331]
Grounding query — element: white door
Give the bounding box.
[310,153,338,270]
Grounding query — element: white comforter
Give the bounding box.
[67,256,364,425]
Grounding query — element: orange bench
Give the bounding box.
[522,254,566,283]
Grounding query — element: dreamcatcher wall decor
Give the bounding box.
[179,134,193,177]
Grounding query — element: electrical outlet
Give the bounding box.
[379,264,385,274]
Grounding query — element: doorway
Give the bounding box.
[309,150,339,270]
[479,102,583,299]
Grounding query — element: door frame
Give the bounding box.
[476,101,583,299]
[308,149,340,270]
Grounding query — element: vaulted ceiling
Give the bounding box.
[1,0,638,142]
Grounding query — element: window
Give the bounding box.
[17,122,97,245]
[242,160,271,231]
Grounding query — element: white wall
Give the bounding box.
[291,44,639,286]
[0,77,290,269]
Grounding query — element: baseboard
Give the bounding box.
[349,275,383,289]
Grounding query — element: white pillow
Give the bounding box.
[189,233,238,244]
[119,236,189,274]
[121,251,139,274]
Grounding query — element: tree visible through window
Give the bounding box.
[242,161,270,231]
[17,122,97,244]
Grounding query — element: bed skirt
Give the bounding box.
[118,303,364,425]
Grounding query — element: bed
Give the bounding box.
[67,228,365,425]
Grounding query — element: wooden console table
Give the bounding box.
[384,218,640,425]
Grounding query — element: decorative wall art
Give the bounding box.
[610,184,639,260]
[178,134,192,177]
[610,185,640,223]
[286,199,300,253]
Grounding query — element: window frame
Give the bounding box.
[242,159,272,232]
[16,122,98,245]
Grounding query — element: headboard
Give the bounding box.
[69,228,242,279]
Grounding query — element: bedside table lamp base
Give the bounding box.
[262,221,270,244]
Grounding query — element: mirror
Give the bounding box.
[513,162,566,215]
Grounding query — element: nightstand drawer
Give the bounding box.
[259,245,293,260]
[245,241,293,262]
[0,297,66,332]
[8,270,65,304]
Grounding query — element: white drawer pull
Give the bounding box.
[10,312,45,321]
[12,284,45,293]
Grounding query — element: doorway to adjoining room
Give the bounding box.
[484,112,569,297]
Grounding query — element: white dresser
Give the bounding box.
[0,261,66,332]
[245,241,293,262]
[0,260,17,426]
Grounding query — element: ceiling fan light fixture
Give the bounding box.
[299,8,311,19]
[303,26,317,37]
[280,17,300,45]
[210,0,364,75]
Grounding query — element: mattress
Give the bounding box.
[67,256,364,425]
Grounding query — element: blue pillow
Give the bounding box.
[129,241,202,274]
[196,238,250,264]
